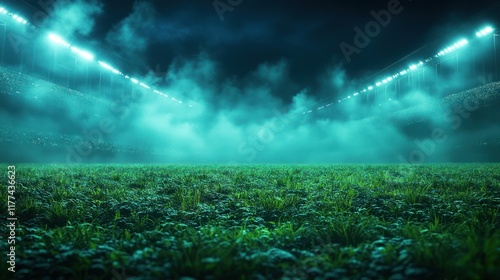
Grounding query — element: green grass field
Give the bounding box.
[1,164,499,279]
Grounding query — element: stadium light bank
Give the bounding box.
[0,3,191,107]
[46,32,189,106]
[303,24,496,115]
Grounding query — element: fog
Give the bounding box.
[0,0,499,164]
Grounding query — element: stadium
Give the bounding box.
[0,2,499,163]
[1,1,500,279]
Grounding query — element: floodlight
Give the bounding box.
[178,101,182,104]
[382,79,387,84]
[154,90,160,94]
[368,86,374,90]
[71,46,94,61]
[353,92,359,96]
[131,78,139,84]
[156,90,167,97]
[140,82,150,89]
[400,70,407,75]
[98,61,121,74]
[338,100,341,102]
[387,77,393,82]
[347,96,351,99]
[409,64,417,71]
[12,14,24,24]
[376,82,382,86]
[48,33,70,48]
[477,26,494,37]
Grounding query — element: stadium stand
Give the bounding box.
[0,66,109,114]
[0,65,164,161]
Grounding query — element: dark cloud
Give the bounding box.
[105,1,156,62]
[45,0,103,39]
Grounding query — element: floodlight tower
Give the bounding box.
[492,32,499,81]
[476,26,497,81]
[0,6,9,66]
[495,33,498,81]
[0,19,5,65]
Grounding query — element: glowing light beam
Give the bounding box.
[476,26,494,37]
[98,61,121,74]
[71,46,94,61]
[48,33,70,48]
